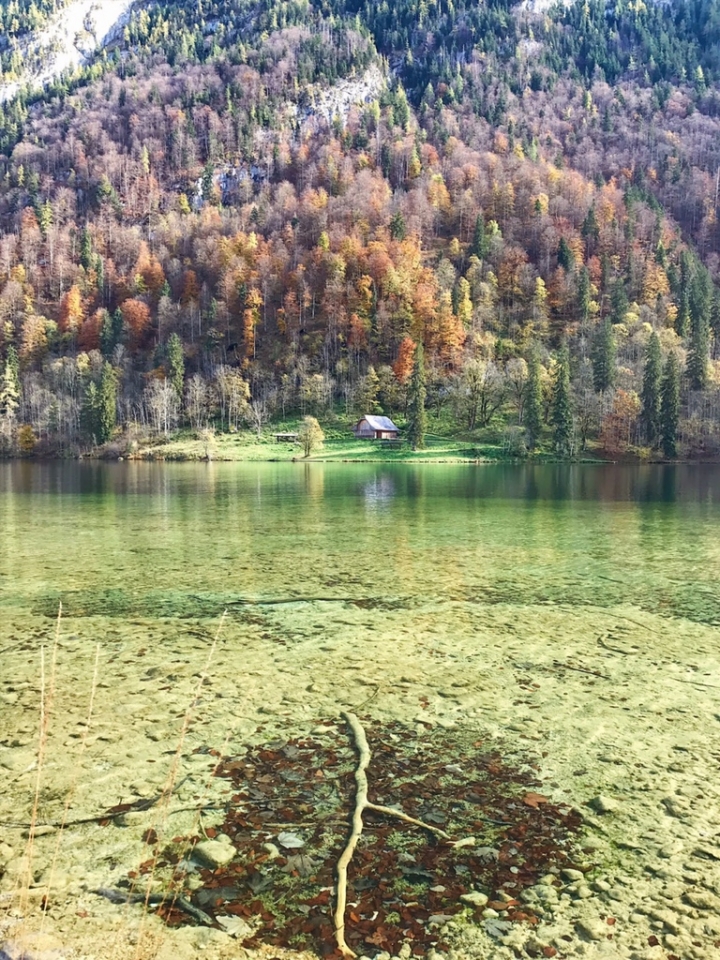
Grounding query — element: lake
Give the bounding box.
[1,462,720,960]
[1,461,719,630]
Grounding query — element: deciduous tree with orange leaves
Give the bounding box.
[121,299,152,350]
[58,285,84,337]
[392,336,416,384]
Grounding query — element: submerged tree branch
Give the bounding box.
[334,712,456,958]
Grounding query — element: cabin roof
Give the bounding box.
[357,415,399,431]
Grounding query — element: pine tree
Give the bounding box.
[610,280,628,325]
[675,285,690,337]
[6,345,19,393]
[0,346,20,420]
[711,290,720,354]
[660,352,680,458]
[38,200,52,239]
[95,254,104,295]
[407,343,427,450]
[581,205,599,247]
[551,343,573,456]
[201,159,215,201]
[687,316,709,391]
[96,363,117,444]
[640,331,662,446]
[557,237,574,272]
[687,271,710,390]
[524,348,543,450]
[100,309,123,358]
[80,226,93,270]
[389,211,406,241]
[81,380,98,442]
[576,267,591,325]
[81,364,116,444]
[166,332,185,397]
[591,318,616,393]
[471,214,487,260]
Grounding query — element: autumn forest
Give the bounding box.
[2,0,720,458]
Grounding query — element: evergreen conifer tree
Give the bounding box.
[81,364,116,444]
[576,267,591,325]
[675,286,690,337]
[407,343,427,450]
[660,352,680,458]
[95,254,104,294]
[389,211,406,241]
[591,318,616,393]
[471,214,486,260]
[99,310,114,358]
[640,331,662,446]
[610,280,628,325]
[166,333,185,398]
[687,272,710,390]
[0,346,20,419]
[6,345,19,394]
[96,363,117,444]
[81,380,98,441]
[581,205,599,246]
[711,290,720,352]
[687,316,708,391]
[551,344,573,456]
[80,226,93,270]
[557,237,574,271]
[524,348,543,450]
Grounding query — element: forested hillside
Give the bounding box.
[1,0,720,458]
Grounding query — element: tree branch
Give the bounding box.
[334,712,456,958]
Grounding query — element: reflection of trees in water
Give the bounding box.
[3,461,720,505]
[470,464,713,504]
[302,461,325,501]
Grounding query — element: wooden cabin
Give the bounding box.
[352,415,400,440]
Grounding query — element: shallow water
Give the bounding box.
[1,461,719,632]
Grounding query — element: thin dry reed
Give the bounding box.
[40,642,101,930]
[19,605,61,914]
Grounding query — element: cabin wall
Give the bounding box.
[355,421,375,437]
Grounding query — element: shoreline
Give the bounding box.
[0,423,691,466]
[0,449,699,466]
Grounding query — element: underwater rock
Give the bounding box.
[0,933,65,960]
[193,837,236,868]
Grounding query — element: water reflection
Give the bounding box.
[361,474,396,510]
[0,461,719,629]
[0,461,718,503]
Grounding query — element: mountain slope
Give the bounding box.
[0,0,136,103]
[0,0,719,459]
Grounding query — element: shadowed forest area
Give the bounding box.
[1,0,720,459]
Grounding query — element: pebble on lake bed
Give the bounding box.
[192,837,237,868]
[588,794,620,814]
[460,891,489,908]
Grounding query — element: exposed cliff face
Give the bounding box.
[0,0,136,103]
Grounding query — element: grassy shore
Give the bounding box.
[127,429,501,463]
[119,418,609,463]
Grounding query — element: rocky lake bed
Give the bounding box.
[1,598,719,960]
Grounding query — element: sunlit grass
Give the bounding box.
[129,425,507,463]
